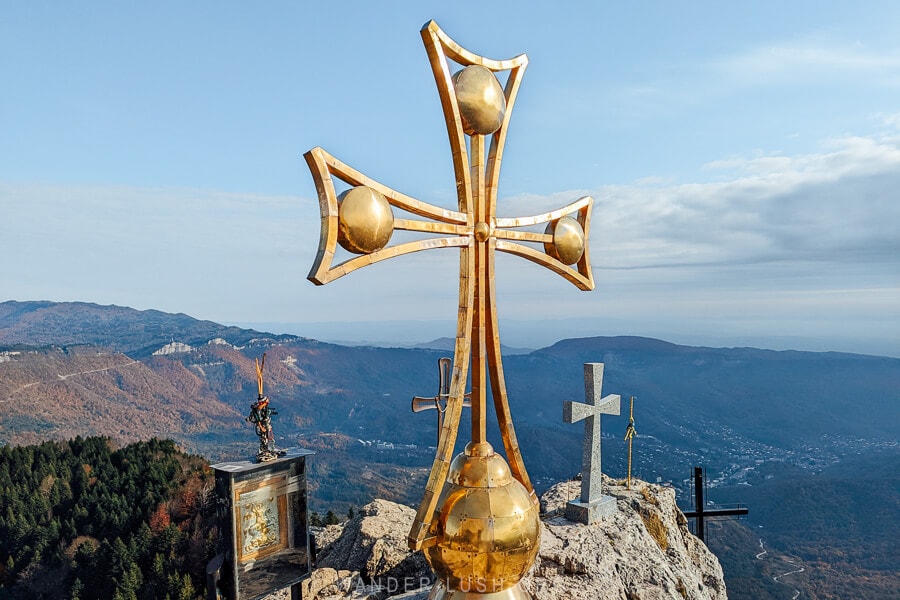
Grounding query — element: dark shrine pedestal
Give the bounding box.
[211,448,315,600]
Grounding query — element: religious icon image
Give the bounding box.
[240,499,280,556]
[232,472,292,564]
[305,21,599,599]
[246,353,286,462]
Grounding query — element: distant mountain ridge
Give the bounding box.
[1,300,898,599]
[0,300,297,357]
[411,336,533,355]
[2,299,897,466]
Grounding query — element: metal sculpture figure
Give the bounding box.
[247,353,285,462]
[305,21,597,599]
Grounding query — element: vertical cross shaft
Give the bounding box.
[305,21,598,552]
[471,134,489,445]
[564,363,620,505]
[692,466,706,541]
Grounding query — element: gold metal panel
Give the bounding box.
[233,474,291,563]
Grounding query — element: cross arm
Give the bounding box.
[683,506,749,518]
[494,196,595,291]
[411,394,472,412]
[304,147,473,285]
[563,394,621,423]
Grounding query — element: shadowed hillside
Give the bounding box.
[1,301,898,599]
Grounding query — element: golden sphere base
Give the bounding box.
[427,579,532,600]
[424,442,541,594]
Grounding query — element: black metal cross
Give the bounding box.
[683,466,749,543]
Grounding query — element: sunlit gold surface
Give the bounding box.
[452,65,506,136]
[543,216,585,265]
[425,442,540,594]
[473,221,493,242]
[304,20,599,599]
[337,186,394,254]
[428,580,532,600]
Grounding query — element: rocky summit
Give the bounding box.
[294,476,726,600]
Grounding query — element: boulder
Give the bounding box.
[298,477,727,600]
[304,499,433,599]
[527,477,726,600]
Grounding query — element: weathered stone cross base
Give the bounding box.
[565,495,617,524]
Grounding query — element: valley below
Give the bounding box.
[1,300,898,600]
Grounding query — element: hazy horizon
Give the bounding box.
[227,316,900,359]
[3,3,898,363]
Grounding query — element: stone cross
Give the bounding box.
[411,357,471,446]
[563,362,620,523]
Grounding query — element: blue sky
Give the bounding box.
[1,2,899,356]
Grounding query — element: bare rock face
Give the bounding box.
[299,478,727,600]
[528,477,726,600]
[301,499,433,599]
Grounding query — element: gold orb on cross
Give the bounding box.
[544,216,585,265]
[337,186,394,254]
[452,65,506,136]
[425,441,540,596]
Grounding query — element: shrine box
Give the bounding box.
[211,449,314,600]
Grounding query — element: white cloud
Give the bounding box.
[585,35,900,130]
[711,37,900,86]
[0,183,319,321]
[878,112,900,129]
[586,134,900,270]
[2,130,898,355]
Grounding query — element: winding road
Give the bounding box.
[756,539,805,599]
[56,360,139,380]
[2,359,140,402]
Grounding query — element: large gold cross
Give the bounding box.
[305,21,595,551]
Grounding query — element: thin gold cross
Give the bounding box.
[305,21,596,550]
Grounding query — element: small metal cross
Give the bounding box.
[411,357,472,446]
[563,362,620,523]
[683,466,748,542]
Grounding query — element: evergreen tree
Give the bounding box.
[0,436,215,599]
[70,577,84,600]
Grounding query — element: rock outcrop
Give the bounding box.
[302,500,433,599]
[297,477,727,600]
[529,477,725,600]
